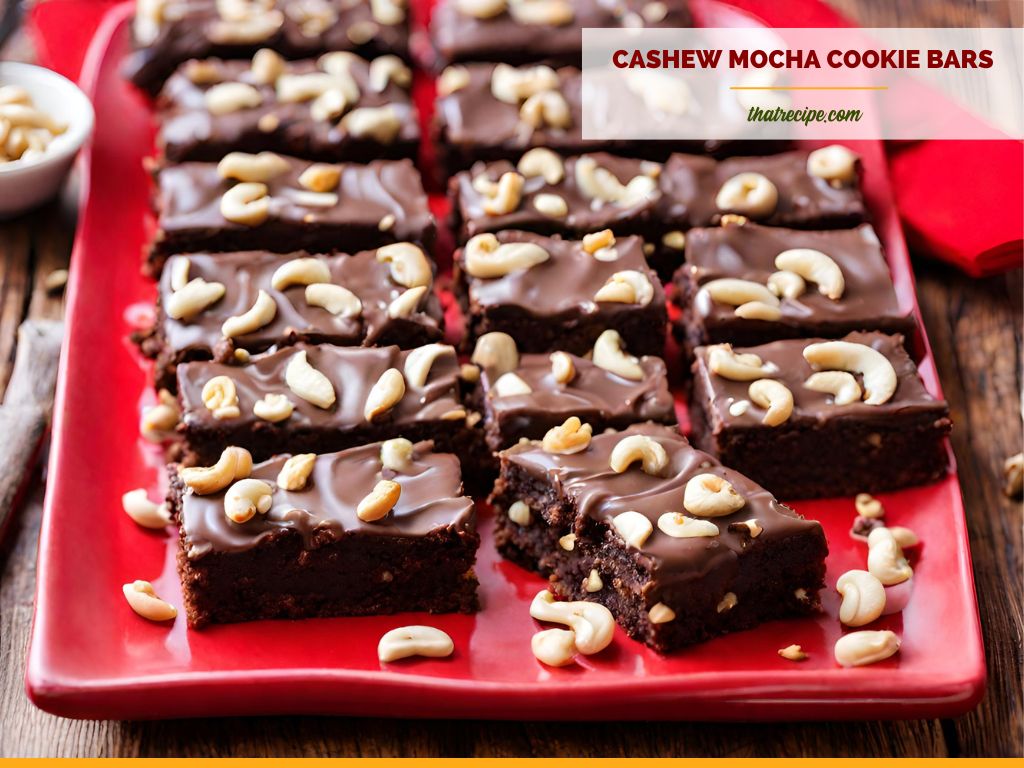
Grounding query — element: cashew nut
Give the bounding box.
[472,332,519,376]
[889,526,920,549]
[648,602,676,624]
[250,47,285,85]
[549,351,575,384]
[298,163,341,192]
[205,81,262,115]
[558,533,575,551]
[216,151,289,183]
[305,283,362,318]
[592,329,643,381]
[285,350,336,409]
[277,71,357,104]
[593,270,654,306]
[220,182,270,226]
[253,392,294,422]
[836,569,886,627]
[661,230,685,251]
[224,478,274,523]
[804,370,862,406]
[683,473,745,517]
[748,379,794,426]
[201,375,241,419]
[166,278,226,320]
[456,0,507,18]
[775,248,845,300]
[387,285,428,318]
[121,489,171,529]
[734,301,781,321]
[221,289,277,337]
[701,278,780,309]
[123,580,177,622]
[209,10,284,45]
[834,630,900,667]
[492,371,532,397]
[404,343,455,388]
[778,644,808,661]
[368,55,412,92]
[531,628,577,666]
[381,437,415,472]
[341,106,402,143]
[507,500,532,526]
[767,269,806,300]
[437,65,470,97]
[717,593,738,613]
[357,479,401,521]
[463,233,550,278]
[715,172,778,218]
[284,188,339,208]
[376,243,433,288]
[706,343,778,381]
[542,416,592,454]
[482,171,524,216]
[179,446,253,495]
[271,257,332,290]
[808,144,860,186]
[277,453,316,491]
[378,625,454,663]
[169,257,190,292]
[533,193,568,217]
[609,434,669,476]
[584,569,603,592]
[370,0,406,25]
[490,63,559,104]
[517,147,564,184]
[529,590,615,655]
[519,90,571,129]
[657,512,719,538]
[582,228,616,257]
[509,0,574,25]
[365,368,406,421]
[867,527,913,585]
[803,341,897,406]
[611,510,653,548]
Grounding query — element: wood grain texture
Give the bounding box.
[0,0,1021,758]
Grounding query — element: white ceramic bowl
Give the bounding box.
[0,62,95,217]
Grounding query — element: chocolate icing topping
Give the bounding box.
[125,0,409,92]
[693,332,948,429]
[431,0,691,66]
[160,250,442,356]
[157,156,431,242]
[684,222,912,334]
[503,423,822,589]
[659,151,867,228]
[157,56,418,162]
[178,342,462,431]
[454,153,662,239]
[180,441,474,557]
[458,230,665,317]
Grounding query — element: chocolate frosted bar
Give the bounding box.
[689,332,952,499]
[125,0,411,94]
[139,246,444,392]
[491,422,827,652]
[148,155,434,274]
[673,221,916,352]
[176,342,475,466]
[172,441,478,627]
[156,52,418,162]
[430,0,691,68]
[455,230,667,357]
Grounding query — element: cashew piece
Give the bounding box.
[808,144,860,186]
[507,500,532,526]
[437,65,471,97]
[803,370,862,406]
[224,478,274,523]
[205,81,262,115]
[368,55,412,92]
[593,270,654,306]
[490,63,559,104]
[456,0,507,19]
[591,329,643,381]
[529,590,615,655]
[856,492,885,519]
[492,371,532,397]
[836,569,886,627]
[179,446,253,495]
[533,193,568,217]
[803,341,897,406]
[715,172,778,218]
[305,283,362,318]
[121,489,171,529]
[216,151,289,183]
[285,350,336,409]
[341,105,402,143]
[775,248,845,300]
[701,278,780,309]
[253,392,294,422]
[463,233,550,278]
[706,343,777,381]
[123,580,177,622]
[509,0,574,25]
[298,163,341,192]
[376,243,433,289]
[748,379,794,426]
[201,375,241,419]
[517,147,565,184]
[519,90,571,129]
[612,510,653,548]
[381,437,415,472]
[472,332,519,376]
[378,625,454,663]
[482,171,524,216]
[271,257,331,290]
[609,434,669,476]
[221,289,277,337]
[648,602,676,624]
[357,479,401,522]
[767,270,806,300]
[277,453,316,491]
[834,630,900,667]
[867,527,913,585]
[531,628,577,667]
[549,351,575,384]
[365,368,406,421]
[220,182,270,226]
[542,416,592,454]
[387,285,428,318]
[250,48,285,85]
[166,278,226,320]
[734,301,782,321]
[404,343,455,388]
[657,512,719,538]
[683,473,746,517]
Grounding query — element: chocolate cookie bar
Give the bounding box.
[125,0,410,94]
[490,422,827,652]
[140,246,444,392]
[430,0,691,68]
[172,441,478,628]
[689,332,952,499]
[156,51,418,162]
[673,221,916,353]
[455,230,667,357]
[149,154,434,274]
[176,342,474,466]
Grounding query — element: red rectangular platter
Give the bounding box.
[25,0,985,720]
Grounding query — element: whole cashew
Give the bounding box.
[803,340,897,406]
[378,625,454,663]
[166,278,226,320]
[121,489,172,529]
[612,510,653,548]
[706,343,777,381]
[836,569,886,627]
[807,144,860,186]
[748,379,794,426]
[767,269,806,300]
[541,416,592,454]
[456,0,507,19]
[216,151,289,183]
[593,270,654,306]
[285,350,336,409]
[224,478,274,523]
[471,332,519,376]
[683,473,746,517]
[517,147,564,184]
[492,371,533,397]
[867,527,913,585]
[404,343,455,388]
[364,368,406,421]
[609,434,669,476]
[834,630,900,668]
[179,446,253,495]
[220,182,271,226]
[381,437,415,472]
[804,370,862,406]
[775,248,845,300]
[305,283,362,318]
[387,285,428,318]
[123,580,177,622]
[592,329,643,381]
[270,257,331,290]
[463,233,550,278]
[519,90,572,129]
[529,590,615,655]
[531,628,577,667]
[376,243,433,288]
[508,0,574,25]
[481,171,525,216]
[490,63,560,104]
[221,289,277,338]
[657,512,720,538]
[205,81,262,115]
[715,172,778,218]
[701,278,780,309]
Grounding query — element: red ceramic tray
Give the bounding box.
[26,0,985,720]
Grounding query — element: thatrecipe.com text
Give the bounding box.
[612,48,994,70]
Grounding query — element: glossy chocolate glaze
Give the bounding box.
[458,230,665,317]
[180,441,475,557]
[178,343,462,431]
[482,352,674,431]
[431,0,691,66]
[159,250,443,357]
[682,222,913,336]
[503,423,822,590]
[453,153,662,239]
[692,332,948,429]
[125,0,410,92]
[154,156,433,252]
[158,56,418,162]
[659,151,867,228]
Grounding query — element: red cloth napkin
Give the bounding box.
[29,0,1024,276]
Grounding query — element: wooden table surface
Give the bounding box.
[0,0,1021,758]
